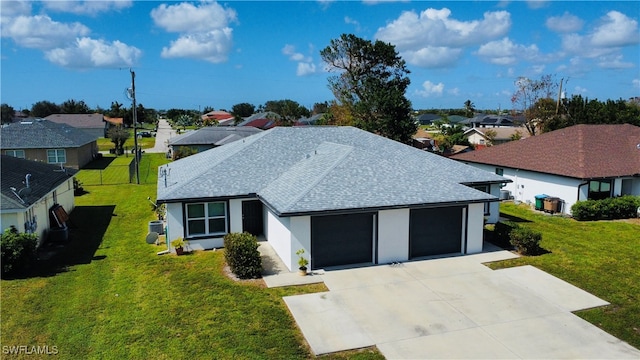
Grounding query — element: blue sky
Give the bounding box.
[1,1,639,112]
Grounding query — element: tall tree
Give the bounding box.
[320,33,416,144]
[60,99,90,114]
[511,74,558,135]
[463,99,475,117]
[30,100,60,118]
[1,103,15,124]
[231,102,255,124]
[263,99,310,126]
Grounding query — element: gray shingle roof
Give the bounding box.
[1,119,97,149]
[157,126,508,216]
[1,155,77,210]
[168,126,263,146]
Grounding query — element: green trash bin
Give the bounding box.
[534,194,549,211]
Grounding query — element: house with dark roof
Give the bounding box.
[237,112,281,129]
[168,126,263,159]
[1,119,99,169]
[460,114,523,128]
[157,126,509,271]
[1,156,77,246]
[45,113,106,139]
[452,124,640,214]
[415,113,442,125]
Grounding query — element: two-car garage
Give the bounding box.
[309,206,467,270]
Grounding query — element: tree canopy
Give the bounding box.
[320,34,416,144]
[511,74,559,135]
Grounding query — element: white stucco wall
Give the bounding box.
[266,209,293,271]
[290,216,311,270]
[487,184,501,224]
[466,203,485,254]
[165,202,184,249]
[377,208,409,264]
[229,199,243,233]
[464,163,582,213]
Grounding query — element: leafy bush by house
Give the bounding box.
[493,221,518,247]
[509,226,543,255]
[571,196,640,221]
[1,227,38,275]
[223,232,262,279]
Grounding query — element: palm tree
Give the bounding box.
[464,99,475,118]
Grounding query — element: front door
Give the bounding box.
[242,200,263,236]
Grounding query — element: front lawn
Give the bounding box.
[488,202,640,349]
[0,153,383,359]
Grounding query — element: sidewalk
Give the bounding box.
[146,118,176,154]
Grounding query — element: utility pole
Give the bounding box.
[556,77,564,116]
[131,69,140,184]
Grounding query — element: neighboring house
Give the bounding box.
[464,127,529,148]
[1,119,99,169]
[452,124,640,214]
[104,117,124,136]
[295,113,325,126]
[412,128,438,151]
[237,112,281,129]
[201,110,234,126]
[415,113,442,125]
[0,155,77,246]
[45,113,106,139]
[460,114,523,128]
[157,126,509,271]
[168,126,263,158]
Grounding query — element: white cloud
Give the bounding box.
[344,16,360,31]
[448,87,460,96]
[152,1,237,63]
[43,1,132,16]
[283,44,317,76]
[0,0,31,18]
[297,62,316,76]
[574,86,588,93]
[2,15,90,49]
[375,8,510,67]
[590,11,639,48]
[597,54,634,69]
[402,47,462,68]
[45,37,141,68]
[416,80,444,97]
[476,37,541,65]
[531,64,546,74]
[546,12,584,33]
[633,79,640,89]
[526,1,549,10]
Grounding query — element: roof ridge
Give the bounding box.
[260,141,354,214]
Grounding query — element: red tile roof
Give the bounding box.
[452,124,640,179]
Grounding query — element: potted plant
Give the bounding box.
[171,237,187,255]
[296,248,309,276]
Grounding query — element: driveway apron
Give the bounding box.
[283,251,640,359]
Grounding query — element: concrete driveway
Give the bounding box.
[283,251,640,359]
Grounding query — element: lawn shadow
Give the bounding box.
[499,212,532,223]
[6,205,115,279]
[82,156,116,170]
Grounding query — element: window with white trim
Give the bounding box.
[47,149,66,164]
[186,202,227,237]
[5,150,25,158]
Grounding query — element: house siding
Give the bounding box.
[17,142,97,169]
[266,209,293,270]
[0,177,75,246]
[466,203,484,254]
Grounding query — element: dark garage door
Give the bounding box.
[311,213,374,269]
[410,207,463,258]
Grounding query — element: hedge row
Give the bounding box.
[571,195,640,221]
[1,227,38,276]
[223,232,262,279]
[494,221,543,256]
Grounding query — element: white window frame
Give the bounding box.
[47,149,66,164]
[5,150,25,158]
[185,201,228,238]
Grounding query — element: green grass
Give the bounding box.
[98,131,157,152]
[1,153,383,360]
[487,202,640,349]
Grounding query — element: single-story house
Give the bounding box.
[45,113,106,139]
[104,116,124,136]
[1,119,99,169]
[168,126,263,159]
[464,127,529,148]
[237,112,281,129]
[452,124,640,214]
[0,155,77,246]
[157,126,509,271]
[415,113,442,125]
[201,110,234,126]
[296,113,325,126]
[460,114,524,128]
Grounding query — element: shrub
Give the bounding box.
[1,227,38,275]
[223,232,262,279]
[509,226,542,255]
[492,221,518,248]
[572,196,640,221]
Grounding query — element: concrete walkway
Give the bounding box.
[146,118,176,154]
[275,248,640,358]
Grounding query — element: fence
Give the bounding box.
[77,156,136,185]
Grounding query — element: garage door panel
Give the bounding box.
[311,213,374,269]
[410,207,463,258]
